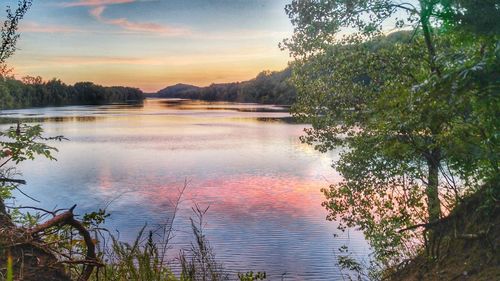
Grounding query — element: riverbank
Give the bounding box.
[390,184,500,281]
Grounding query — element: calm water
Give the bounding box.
[0,99,369,280]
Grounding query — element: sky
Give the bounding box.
[6,0,293,92]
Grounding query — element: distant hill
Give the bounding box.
[154,83,201,98]
[151,68,296,105]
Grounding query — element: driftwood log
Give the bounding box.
[1,201,99,281]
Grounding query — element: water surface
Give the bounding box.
[0,99,369,280]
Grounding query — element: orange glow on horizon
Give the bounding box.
[9,0,293,92]
[12,50,290,92]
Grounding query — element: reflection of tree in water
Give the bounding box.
[0,116,100,124]
[255,117,297,124]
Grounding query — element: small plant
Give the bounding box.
[179,204,228,281]
[238,271,266,281]
[98,227,177,281]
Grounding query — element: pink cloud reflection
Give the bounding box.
[133,174,333,222]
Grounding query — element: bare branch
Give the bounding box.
[0,177,26,184]
[28,205,99,281]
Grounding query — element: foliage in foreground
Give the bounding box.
[284,0,499,277]
[90,209,267,281]
[92,210,229,281]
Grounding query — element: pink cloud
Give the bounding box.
[90,6,189,36]
[61,0,135,7]
[20,22,86,33]
[89,6,106,17]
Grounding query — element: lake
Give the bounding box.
[0,99,369,280]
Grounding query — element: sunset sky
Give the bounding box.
[7,0,293,92]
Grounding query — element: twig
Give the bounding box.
[6,206,56,216]
[14,186,40,203]
[159,179,188,265]
[398,215,452,233]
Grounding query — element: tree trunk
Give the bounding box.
[426,148,442,223]
[0,198,14,228]
[425,148,442,257]
[419,0,441,77]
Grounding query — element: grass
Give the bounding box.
[6,255,12,281]
[0,183,267,281]
[92,205,230,281]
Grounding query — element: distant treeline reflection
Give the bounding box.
[0,115,102,124]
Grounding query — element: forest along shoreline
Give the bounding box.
[0,67,296,111]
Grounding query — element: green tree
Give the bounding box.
[0,124,63,222]
[0,0,32,76]
[284,0,499,269]
[0,0,45,221]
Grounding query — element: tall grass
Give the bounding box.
[178,205,228,281]
[92,205,229,281]
[95,227,177,281]
[87,204,264,281]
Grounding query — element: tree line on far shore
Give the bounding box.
[0,76,144,110]
[152,68,296,105]
[0,67,296,111]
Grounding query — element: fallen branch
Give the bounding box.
[56,259,104,266]
[0,178,26,184]
[28,205,76,234]
[28,205,99,281]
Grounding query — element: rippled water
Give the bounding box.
[0,99,369,280]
